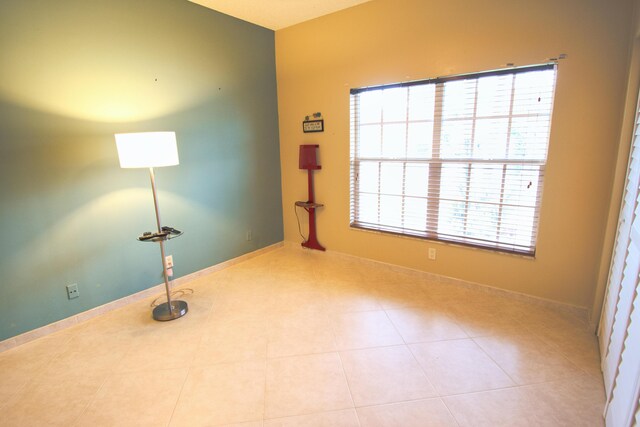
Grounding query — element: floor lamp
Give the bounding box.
[115,131,188,321]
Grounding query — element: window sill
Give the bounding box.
[349,223,537,259]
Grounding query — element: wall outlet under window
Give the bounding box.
[428,248,437,260]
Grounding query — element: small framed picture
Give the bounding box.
[303,119,324,133]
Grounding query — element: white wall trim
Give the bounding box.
[0,242,284,354]
[284,241,589,321]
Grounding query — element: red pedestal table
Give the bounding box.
[296,145,325,251]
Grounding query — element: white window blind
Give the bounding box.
[350,64,557,255]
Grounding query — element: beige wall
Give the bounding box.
[276,0,635,309]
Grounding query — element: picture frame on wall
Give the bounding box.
[303,119,324,133]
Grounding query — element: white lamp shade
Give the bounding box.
[115,131,179,168]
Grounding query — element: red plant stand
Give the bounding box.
[296,145,325,251]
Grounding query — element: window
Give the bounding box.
[350,64,557,255]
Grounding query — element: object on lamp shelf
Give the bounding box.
[115,131,188,321]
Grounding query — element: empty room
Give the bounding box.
[1,0,639,425]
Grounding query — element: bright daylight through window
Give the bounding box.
[349,64,557,255]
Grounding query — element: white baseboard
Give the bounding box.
[285,241,589,322]
[0,242,284,353]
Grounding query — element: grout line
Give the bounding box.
[390,328,440,401]
[438,383,525,399]
[262,408,359,425]
[378,304,449,409]
[2,332,79,412]
[352,396,458,410]
[406,335,536,399]
[0,380,29,414]
[78,331,137,424]
[519,323,596,378]
[327,307,361,427]
[439,396,463,427]
[262,344,269,422]
[469,336,519,387]
[351,396,463,427]
[406,342,442,397]
[335,350,361,427]
[430,375,590,400]
[72,370,111,426]
[382,309,408,346]
[166,366,192,427]
[183,311,212,370]
[175,339,492,365]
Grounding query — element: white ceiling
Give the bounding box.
[188,0,373,30]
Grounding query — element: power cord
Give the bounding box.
[294,203,308,242]
[150,288,194,308]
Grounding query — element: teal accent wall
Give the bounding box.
[0,0,283,341]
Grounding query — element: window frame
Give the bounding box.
[349,63,557,256]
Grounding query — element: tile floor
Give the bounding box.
[0,247,605,426]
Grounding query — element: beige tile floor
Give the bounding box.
[0,247,605,426]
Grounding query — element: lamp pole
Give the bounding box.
[149,167,174,315]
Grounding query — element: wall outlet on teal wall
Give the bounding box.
[66,284,79,300]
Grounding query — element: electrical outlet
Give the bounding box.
[165,255,174,268]
[66,283,79,299]
[428,248,437,260]
[246,230,252,241]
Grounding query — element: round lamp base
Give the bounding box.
[152,300,188,321]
